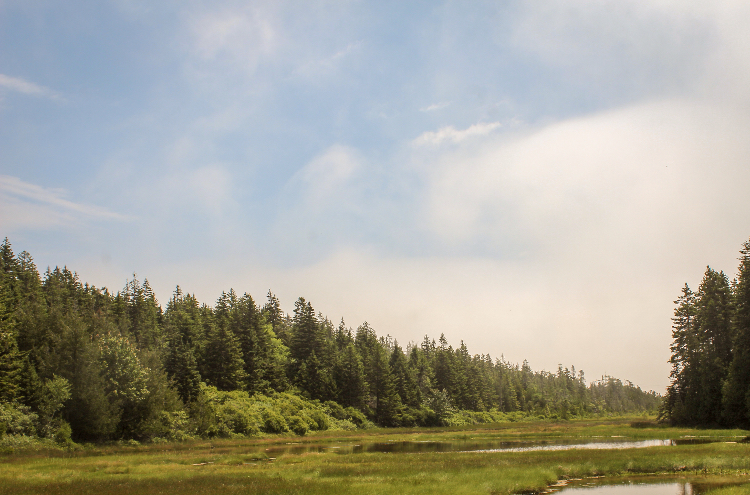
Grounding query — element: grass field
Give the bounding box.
[1,417,749,495]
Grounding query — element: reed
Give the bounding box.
[1,418,748,495]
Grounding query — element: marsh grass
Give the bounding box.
[2,418,749,495]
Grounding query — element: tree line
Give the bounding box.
[0,238,660,442]
[661,236,750,427]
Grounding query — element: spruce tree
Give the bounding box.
[693,268,732,424]
[201,322,247,391]
[723,238,750,426]
[335,342,368,409]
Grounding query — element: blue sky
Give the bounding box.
[3,0,750,392]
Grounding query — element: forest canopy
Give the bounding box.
[0,238,660,443]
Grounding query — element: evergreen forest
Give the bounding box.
[0,238,660,444]
[661,237,750,427]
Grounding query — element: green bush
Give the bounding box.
[0,402,37,436]
[324,401,347,420]
[217,402,261,437]
[262,408,288,433]
[306,409,329,430]
[53,421,73,446]
[189,385,369,438]
[344,407,368,427]
[287,415,309,436]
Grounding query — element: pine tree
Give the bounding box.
[693,268,732,424]
[390,342,418,408]
[335,342,368,409]
[662,284,697,424]
[201,322,247,391]
[262,291,290,346]
[371,343,401,426]
[723,238,750,426]
[165,337,201,403]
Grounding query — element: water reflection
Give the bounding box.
[257,438,721,456]
[470,439,674,453]
[541,480,731,495]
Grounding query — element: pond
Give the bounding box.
[257,437,724,456]
[538,479,740,495]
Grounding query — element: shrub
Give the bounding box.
[287,415,309,436]
[53,421,73,446]
[262,408,288,433]
[217,402,261,437]
[306,409,329,430]
[0,402,37,436]
[344,407,368,427]
[324,401,347,420]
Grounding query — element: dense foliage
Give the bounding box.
[0,238,659,442]
[661,236,750,427]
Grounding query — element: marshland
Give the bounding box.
[2,418,749,495]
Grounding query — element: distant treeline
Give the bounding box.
[661,236,750,427]
[0,238,660,443]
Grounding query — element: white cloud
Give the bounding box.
[0,74,64,101]
[420,101,452,112]
[402,97,750,391]
[186,165,233,215]
[290,144,363,207]
[0,175,129,231]
[294,41,362,80]
[419,99,750,255]
[412,122,501,147]
[509,0,750,106]
[189,6,277,63]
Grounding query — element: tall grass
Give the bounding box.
[1,418,748,495]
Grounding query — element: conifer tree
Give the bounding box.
[723,238,750,426]
[389,342,418,408]
[201,322,247,391]
[165,338,201,403]
[693,268,732,424]
[371,342,401,426]
[334,342,368,409]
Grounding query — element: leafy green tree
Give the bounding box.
[35,375,71,438]
[98,333,149,403]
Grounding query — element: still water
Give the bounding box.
[258,438,719,456]
[541,480,725,495]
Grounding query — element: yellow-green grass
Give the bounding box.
[1,418,749,495]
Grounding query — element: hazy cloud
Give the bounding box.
[294,41,362,80]
[291,145,362,206]
[412,122,501,147]
[0,175,129,230]
[420,101,452,112]
[0,74,64,102]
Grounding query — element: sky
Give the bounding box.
[2,0,750,393]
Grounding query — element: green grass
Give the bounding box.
[1,417,749,495]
